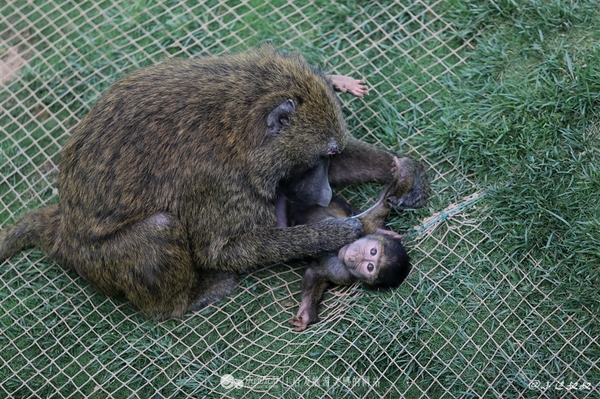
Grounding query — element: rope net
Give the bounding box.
[1,1,597,398]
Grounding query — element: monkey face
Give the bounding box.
[337,236,382,284]
[279,158,332,206]
[267,93,346,207]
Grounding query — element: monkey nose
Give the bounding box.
[346,251,360,263]
[327,139,339,156]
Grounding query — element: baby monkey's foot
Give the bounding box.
[387,156,429,210]
[330,75,369,98]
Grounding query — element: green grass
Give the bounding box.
[1,0,599,398]
[424,1,600,396]
[435,0,600,308]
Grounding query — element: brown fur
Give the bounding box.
[1,47,428,319]
[1,47,363,318]
[288,190,412,331]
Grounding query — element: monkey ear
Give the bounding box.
[267,99,296,135]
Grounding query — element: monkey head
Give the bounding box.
[268,95,347,207]
[250,51,348,207]
[189,46,349,208]
[337,232,411,289]
[265,99,337,207]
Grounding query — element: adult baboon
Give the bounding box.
[0,46,428,318]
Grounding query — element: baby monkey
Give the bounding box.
[288,156,422,331]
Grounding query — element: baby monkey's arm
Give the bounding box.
[290,258,354,332]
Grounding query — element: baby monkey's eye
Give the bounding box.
[367,263,374,272]
[370,248,377,256]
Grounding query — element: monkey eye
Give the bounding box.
[370,247,377,256]
[367,263,374,272]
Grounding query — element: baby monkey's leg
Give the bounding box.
[356,156,429,233]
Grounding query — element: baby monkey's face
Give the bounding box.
[337,236,382,284]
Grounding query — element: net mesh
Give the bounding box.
[1,1,597,398]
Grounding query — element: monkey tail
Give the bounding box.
[0,205,60,261]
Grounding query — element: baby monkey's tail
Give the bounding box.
[0,205,60,261]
